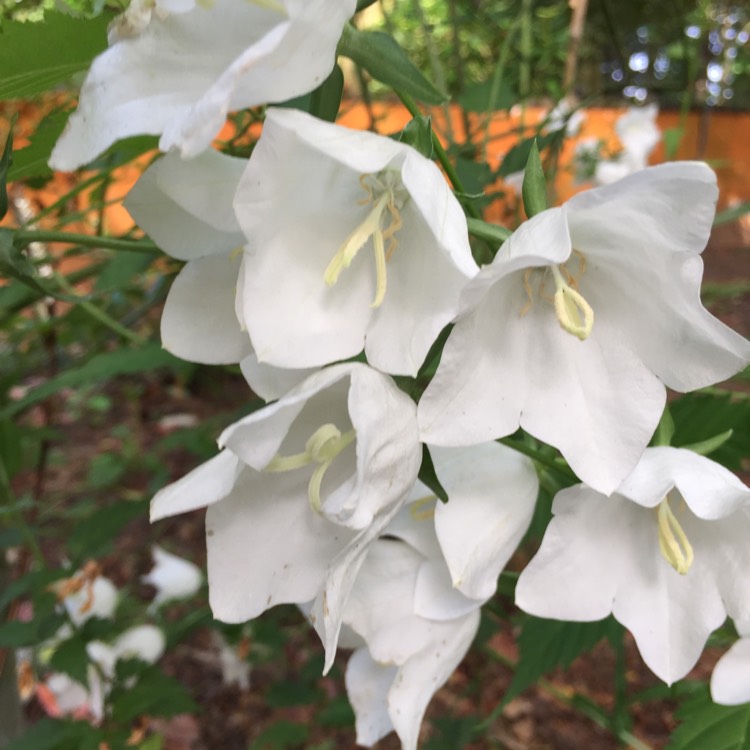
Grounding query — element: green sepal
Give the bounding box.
[398,115,434,159]
[0,117,16,221]
[338,25,447,105]
[521,140,547,218]
[309,64,344,123]
[418,444,449,504]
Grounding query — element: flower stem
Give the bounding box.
[14,229,159,254]
[395,91,482,220]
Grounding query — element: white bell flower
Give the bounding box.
[341,441,537,749]
[142,545,203,609]
[124,148,315,400]
[711,619,750,705]
[233,107,478,376]
[150,363,421,668]
[50,0,356,169]
[418,162,750,494]
[515,447,750,685]
[616,103,661,167]
[62,575,118,626]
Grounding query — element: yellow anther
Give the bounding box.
[550,264,594,340]
[657,496,694,575]
[264,424,355,512]
[409,495,437,521]
[323,171,407,309]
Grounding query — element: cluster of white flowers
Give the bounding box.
[50,3,750,746]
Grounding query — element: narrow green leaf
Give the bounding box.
[681,429,734,457]
[502,615,620,706]
[499,131,558,177]
[0,118,15,220]
[8,109,70,183]
[714,201,750,227]
[418,444,448,504]
[521,140,547,218]
[398,115,434,159]
[0,343,187,420]
[338,25,446,105]
[466,217,512,245]
[0,12,112,99]
[110,668,196,722]
[667,687,750,750]
[309,64,344,123]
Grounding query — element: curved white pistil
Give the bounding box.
[265,423,355,512]
[657,495,694,575]
[550,264,594,341]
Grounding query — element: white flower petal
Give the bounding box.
[142,545,203,607]
[63,577,118,626]
[234,108,475,375]
[161,255,251,364]
[50,0,355,168]
[238,353,317,403]
[616,447,750,518]
[388,610,480,750]
[206,467,356,622]
[711,638,750,705]
[413,559,483,621]
[150,449,242,522]
[124,148,246,260]
[567,162,750,391]
[431,443,538,600]
[113,625,166,664]
[345,648,397,747]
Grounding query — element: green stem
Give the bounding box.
[485,648,652,750]
[467,217,512,245]
[396,91,481,219]
[53,271,148,346]
[14,229,159,254]
[497,437,577,482]
[0,456,45,568]
[26,172,108,226]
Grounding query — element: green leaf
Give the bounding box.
[8,109,70,183]
[69,499,148,559]
[681,429,734,457]
[715,202,750,227]
[667,687,750,749]
[502,615,620,706]
[309,64,344,123]
[466,217,512,245]
[2,719,67,750]
[0,12,112,99]
[0,228,57,297]
[457,78,515,113]
[249,721,309,750]
[338,25,446,105]
[110,667,196,723]
[0,343,188,420]
[418,444,448,503]
[48,635,89,685]
[671,392,750,471]
[663,126,684,161]
[499,131,558,177]
[398,115,434,159]
[652,406,675,447]
[0,117,15,220]
[521,140,546,218]
[0,620,38,647]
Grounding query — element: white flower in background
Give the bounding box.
[594,104,661,186]
[151,363,421,670]
[62,574,118,626]
[124,147,315,400]
[711,619,750,705]
[342,442,537,749]
[616,103,661,166]
[212,631,252,690]
[49,0,356,169]
[515,447,750,685]
[233,108,478,376]
[419,162,750,494]
[546,98,585,137]
[142,545,203,609]
[86,624,167,720]
[41,625,166,722]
